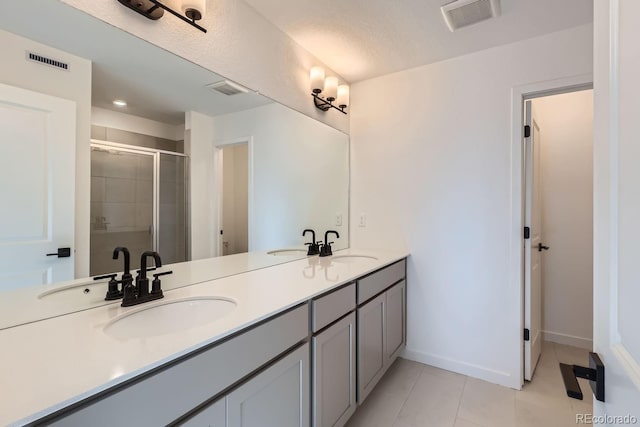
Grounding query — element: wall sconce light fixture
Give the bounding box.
[116,0,207,33]
[310,67,349,115]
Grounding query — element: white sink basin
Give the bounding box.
[38,280,110,305]
[267,249,307,256]
[104,296,237,340]
[331,255,379,264]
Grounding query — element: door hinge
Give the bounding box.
[524,227,530,240]
[524,125,531,138]
[524,328,530,341]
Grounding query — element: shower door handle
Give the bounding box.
[46,247,71,258]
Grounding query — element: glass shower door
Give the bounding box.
[158,153,188,265]
[90,146,155,276]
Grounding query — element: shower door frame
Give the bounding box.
[90,139,188,258]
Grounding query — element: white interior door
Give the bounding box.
[592,0,640,416]
[0,83,76,291]
[524,100,543,381]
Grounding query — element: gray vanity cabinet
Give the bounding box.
[312,312,356,427]
[356,260,407,404]
[311,283,357,427]
[182,344,309,427]
[385,280,406,363]
[227,343,309,427]
[357,292,386,402]
[181,398,226,427]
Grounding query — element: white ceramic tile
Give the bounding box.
[453,418,482,427]
[394,367,465,427]
[160,181,177,204]
[135,203,153,229]
[374,358,424,400]
[554,343,590,366]
[90,176,105,202]
[345,384,406,427]
[102,203,136,229]
[107,154,138,179]
[515,398,576,427]
[457,377,516,427]
[136,179,153,204]
[105,177,136,203]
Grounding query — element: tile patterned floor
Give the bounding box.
[346,342,593,427]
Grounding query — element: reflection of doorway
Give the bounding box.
[522,89,593,381]
[221,143,249,256]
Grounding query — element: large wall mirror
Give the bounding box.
[0,0,349,328]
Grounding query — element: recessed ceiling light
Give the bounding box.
[113,100,127,107]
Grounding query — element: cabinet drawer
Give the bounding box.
[47,304,309,427]
[311,283,356,333]
[357,259,405,305]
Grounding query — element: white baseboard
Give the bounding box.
[401,348,519,390]
[542,330,592,349]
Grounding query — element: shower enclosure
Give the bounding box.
[90,142,188,276]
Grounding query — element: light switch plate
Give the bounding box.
[335,213,343,226]
[359,214,367,227]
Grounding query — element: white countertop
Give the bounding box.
[0,248,408,426]
[0,249,311,330]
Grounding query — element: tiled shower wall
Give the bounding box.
[90,126,186,275]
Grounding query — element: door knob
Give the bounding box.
[538,243,550,252]
[46,247,71,258]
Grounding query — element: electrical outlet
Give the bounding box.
[335,213,343,226]
[359,213,367,227]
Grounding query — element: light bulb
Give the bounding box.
[182,0,206,21]
[336,85,350,108]
[310,67,325,94]
[324,76,338,102]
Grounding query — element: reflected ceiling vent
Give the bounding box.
[441,0,501,32]
[25,51,69,71]
[207,80,249,96]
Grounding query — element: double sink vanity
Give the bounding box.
[0,249,408,426]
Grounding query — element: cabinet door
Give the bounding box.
[227,343,309,427]
[357,293,386,403]
[312,312,356,427]
[385,280,406,365]
[181,398,226,427]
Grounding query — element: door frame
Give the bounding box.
[212,136,254,257]
[510,73,593,387]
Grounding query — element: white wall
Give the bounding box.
[212,103,349,252]
[91,107,184,141]
[222,144,249,255]
[0,29,92,278]
[185,111,217,260]
[350,24,593,389]
[532,90,593,349]
[60,0,349,135]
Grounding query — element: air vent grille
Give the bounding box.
[207,80,249,96]
[26,51,69,71]
[441,0,501,32]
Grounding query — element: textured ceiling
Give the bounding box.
[243,0,593,83]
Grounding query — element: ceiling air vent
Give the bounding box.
[207,80,250,96]
[441,0,501,32]
[25,51,69,71]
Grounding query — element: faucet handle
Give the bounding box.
[151,270,172,295]
[135,266,157,275]
[93,273,117,281]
